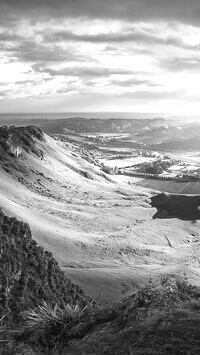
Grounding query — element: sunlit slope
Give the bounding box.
[1,126,200,304]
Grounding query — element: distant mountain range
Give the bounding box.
[1,116,200,151]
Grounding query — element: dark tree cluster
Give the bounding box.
[139,159,174,175]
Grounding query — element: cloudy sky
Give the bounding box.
[1,0,200,113]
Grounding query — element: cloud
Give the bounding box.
[110,78,161,87]
[0,90,9,98]
[45,29,198,51]
[43,66,134,78]
[0,0,200,25]
[161,56,200,71]
[0,32,21,42]
[1,0,200,112]
[6,40,87,64]
[14,79,36,85]
[119,88,185,100]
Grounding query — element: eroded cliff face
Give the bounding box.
[151,192,200,220]
[0,125,44,156]
[0,125,45,179]
[0,208,89,318]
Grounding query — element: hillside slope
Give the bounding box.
[16,275,200,355]
[64,276,200,355]
[1,212,200,355]
[1,125,200,305]
[0,208,89,319]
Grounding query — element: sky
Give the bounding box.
[1,0,200,114]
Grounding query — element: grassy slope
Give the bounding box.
[64,276,200,355]
[0,208,91,354]
[0,208,89,317]
[1,209,200,354]
[17,276,200,355]
[2,126,200,353]
[0,126,200,305]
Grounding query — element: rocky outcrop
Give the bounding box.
[0,125,44,160]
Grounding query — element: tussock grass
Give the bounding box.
[21,301,94,352]
[23,302,82,333]
[4,276,200,354]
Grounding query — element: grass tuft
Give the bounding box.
[21,301,90,351]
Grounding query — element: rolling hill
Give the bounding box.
[1,124,200,353]
[0,125,200,307]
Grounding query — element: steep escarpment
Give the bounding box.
[0,209,89,320]
[0,125,44,178]
[0,125,44,158]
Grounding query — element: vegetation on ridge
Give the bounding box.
[0,209,90,354]
[64,276,200,355]
[1,208,200,354]
[6,274,200,354]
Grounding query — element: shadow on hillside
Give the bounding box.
[151,192,200,220]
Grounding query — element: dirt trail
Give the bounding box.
[179,181,192,193]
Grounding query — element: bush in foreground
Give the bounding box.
[20,302,91,353]
[3,275,200,354]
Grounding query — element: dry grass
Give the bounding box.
[23,302,83,333]
[20,301,93,352]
